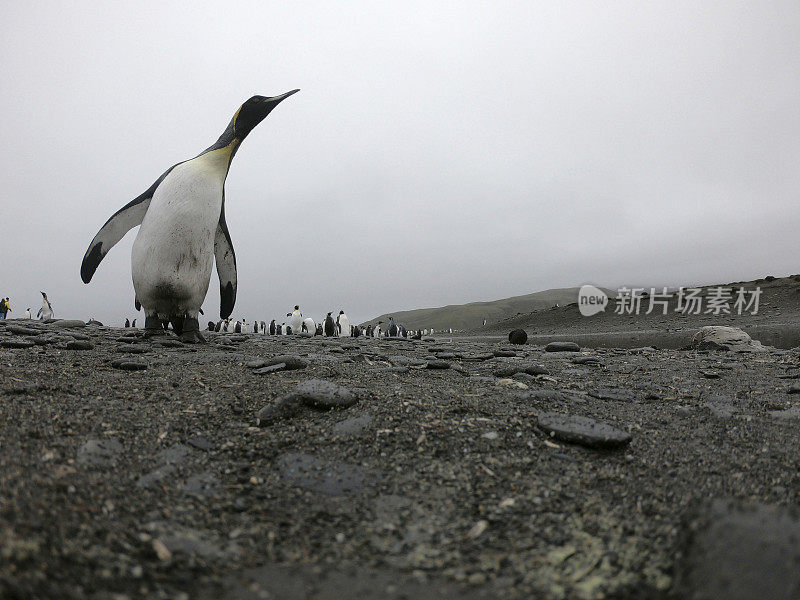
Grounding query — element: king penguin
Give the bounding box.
[80,91,299,343]
[289,305,303,334]
[37,292,53,320]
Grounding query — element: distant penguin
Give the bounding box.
[125,318,130,328]
[24,308,31,320]
[215,319,222,332]
[375,322,383,338]
[80,90,300,343]
[388,317,398,337]
[315,323,323,336]
[253,321,258,333]
[352,325,361,338]
[37,292,53,320]
[207,321,215,331]
[289,306,303,334]
[277,323,283,335]
[336,311,350,338]
[366,324,373,337]
[302,317,315,334]
[324,312,336,337]
[399,325,407,338]
[269,319,276,335]
[234,320,242,334]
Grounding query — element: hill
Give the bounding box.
[362,287,612,331]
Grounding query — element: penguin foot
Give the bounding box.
[143,315,167,338]
[179,317,205,344]
[179,330,206,344]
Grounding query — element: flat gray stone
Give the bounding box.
[136,465,175,488]
[545,341,581,352]
[65,340,94,350]
[675,499,800,600]
[257,396,304,426]
[111,359,147,371]
[426,360,451,370]
[389,355,427,367]
[252,355,307,373]
[769,406,800,420]
[332,415,374,437]
[155,444,192,464]
[292,379,357,409]
[536,412,632,449]
[1,338,35,349]
[493,364,549,378]
[77,438,123,467]
[7,325,41,336]
[50,319,86,329]
[588,388,637,402]
[277,452,379,496]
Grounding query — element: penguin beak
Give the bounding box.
[267,89,300,105]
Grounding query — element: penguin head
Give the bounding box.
[232,91,299,140]
[40,291,46,298]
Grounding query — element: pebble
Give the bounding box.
[256,396,303,426]
[187,436,214,451]
[508,329,528,345]
[493,364,549,378]
[1,338,36,349]
[675,499,800,599]
[7,325,41,336]
[277,452,379,496]
[536,412,632,449]
[116,344,149,354]
[50,319,86,329]
[571,356,601,365]
[769,406,800,420]
[251,355,307,372]
[588,388,636,402]
[703,396,739,419]
[292,379,357,409]
[332,415,374,437]
[788,383,800,394]
[545,342,581,352]
[426,360,451,370]
[493,350,517,358]
[77,438,123,467]
[111,359,147,371]
[65,340,94,350]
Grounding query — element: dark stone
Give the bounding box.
[292,379,357,409]
[50,319,86,329]
[588,388,636,402]
[111,359,147,371]
[65,340,94,350]
[389,355,427,367]
[426,360,451,370]
[277,452,380,496]
[187,436,214,451]
[536,412,632,449]
[7,325,41,336]
[332,415,374,437]
[675,500,800,600]
[572,356,601,365]
[156,339,185,348]
[700,370,721,379]
[434,352,456,359]
[788,383,800,394]
[493,350,517,358]
[508,329,528,345]
[256,396,304,426]
[77,438,123,467]
[371,366,410,374]
[703,396,740,419]
[545,341,581,352]
[252,355,307,373]
[493,364,549,378]
[1,338,35,349]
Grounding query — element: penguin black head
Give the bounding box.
[213,90,300,151]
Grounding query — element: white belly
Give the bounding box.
[132,151,228,316]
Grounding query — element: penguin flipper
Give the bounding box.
[135,298,141,311]
[80,167,175,284]
[214,202,237,319]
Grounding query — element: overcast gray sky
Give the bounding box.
[2,1,799,325]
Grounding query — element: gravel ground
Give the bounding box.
[1,318,799,599]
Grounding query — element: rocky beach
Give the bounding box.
[1,315,799,599]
